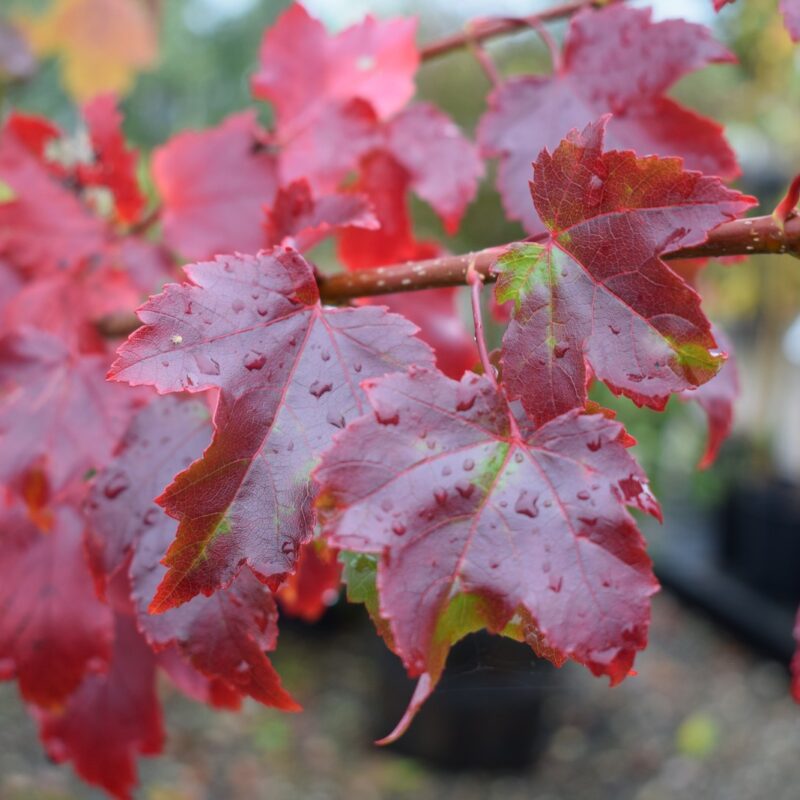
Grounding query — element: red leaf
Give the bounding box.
[493,118,754,426]
[77,94,146,224]
[86,395,299,710]
[337,152,478,379]
[252,3,418,133]
[6,112,60,159]
[35,614,163,800]
[682,326,739,469]
[279,96,382,194]
[110,249,434,609]
[338,150,423,269]
[0,116,106,276]
[157,644,242,710]
[365,288,478,380]
[264,178,377,250]
[782,0,800,40]
[386,103,484,234]
[0,330,141,492]
[0,502,113,707]
[152,111,279,260]
[2,258,141,353]
[315,367,660,739]
[478,5,738,233]
[278,540,342,622]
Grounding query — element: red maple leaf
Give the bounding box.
[35,614,164,800]
[263,178,377,250]
[2,258,142,353]
[252,3,418,134]
[0,330,142,492]
[77,94,146,224]
[253,6,481,232]
[86,395,299,710]
[478,4,739,233]
[493,118,754,426]
[0,115,106,276]
[110,249,434,609]
[682,325,739,468]
[782,0,800,39]
[315,367,661,740]
[277,540,342,623]
[337,151,479,379]
[0,501,113,707]
[152,111,279,260]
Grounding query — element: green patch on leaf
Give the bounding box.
[0,181,16,203]
[494,243,553,309]
[667,338,724,382]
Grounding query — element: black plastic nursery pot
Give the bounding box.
[374,631,561,771]
[652,477,800,661]
[719,478,800,608]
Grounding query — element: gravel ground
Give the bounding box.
[2,591,799,800]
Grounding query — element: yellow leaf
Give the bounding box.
[16,0,158,101]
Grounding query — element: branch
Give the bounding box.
[317,214,800,302]
[96,214,800,338]
[420,0,625,62]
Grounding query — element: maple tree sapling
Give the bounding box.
[2,1,800,797]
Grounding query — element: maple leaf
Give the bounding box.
[252,3,418,135]
[682,326,739,469]
[363,288,478,381]
[15,0,158,101]
[0,257,23,319]
[315,367,661,740]
[86,395,299,710]
[336,151,478,379]
[0,116,106,276]
[253,6,481,229]
[493,118,754,426]
[152,111,279,260]
[77,95,146,224]
[35,614,163,800]
[385,103,484,235]
[110,249,434,609]
[252,3,416,194]
[110,236,178,294]
[478,4,739,233]
[338,150,426,269]
[6,112,60,160]
[264,179,378,251]
[2,258,142,354]
[782,0,800,39]
[277,540,343,622]
[0,502,113,708]
[156,644,242,710]
[0,330,141,492]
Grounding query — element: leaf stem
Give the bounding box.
[466,259,497,387]
[465,21,503,87]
